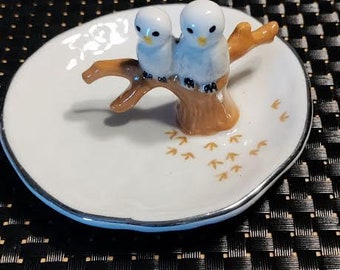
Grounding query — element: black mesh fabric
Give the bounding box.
[0,0,339,269]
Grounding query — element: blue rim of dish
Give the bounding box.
[0,8,312,233]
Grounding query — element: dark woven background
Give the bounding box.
[0,0,339,269]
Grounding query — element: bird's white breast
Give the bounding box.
[174,38,230,85]
[137,38,175,78]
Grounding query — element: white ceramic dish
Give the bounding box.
[0,5,311,232]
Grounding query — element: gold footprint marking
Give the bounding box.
[165,129,178,139]
[271,99,281,110]
[279,112,289,122]
[208,159,224,170]
[249,149,259,156]
[181,152,195,160]
[204,142,218,151]
[229,134,242,143]
[176,136,188,145]
[166,147,177,156]
[226,152,239,162]
[231,165,242,173]
[217,172,228,181]
[257,140,268,149]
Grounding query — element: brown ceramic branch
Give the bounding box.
[82,58,237,135]
[228,21,279,63]
[82,21,279,135]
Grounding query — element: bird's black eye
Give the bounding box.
[209,25,216,33]
[136,25,141,32]
[152,31,159,37]
[187,28,193,34]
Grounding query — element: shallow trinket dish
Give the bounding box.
[0,4,312,232]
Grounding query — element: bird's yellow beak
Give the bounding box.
[197,36,207,47]
[143,36,152,45]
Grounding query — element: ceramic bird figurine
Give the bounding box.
[134,6,175,82]
[174,0,230,93]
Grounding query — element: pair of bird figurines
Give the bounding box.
[135,0,228,93]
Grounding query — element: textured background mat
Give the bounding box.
[0,0,339,269]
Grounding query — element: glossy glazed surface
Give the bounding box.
[1,5,311,232]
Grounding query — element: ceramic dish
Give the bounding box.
[0,5,312,232]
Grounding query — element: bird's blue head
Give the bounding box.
[135,7,172,47]
[180,0,225,49]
